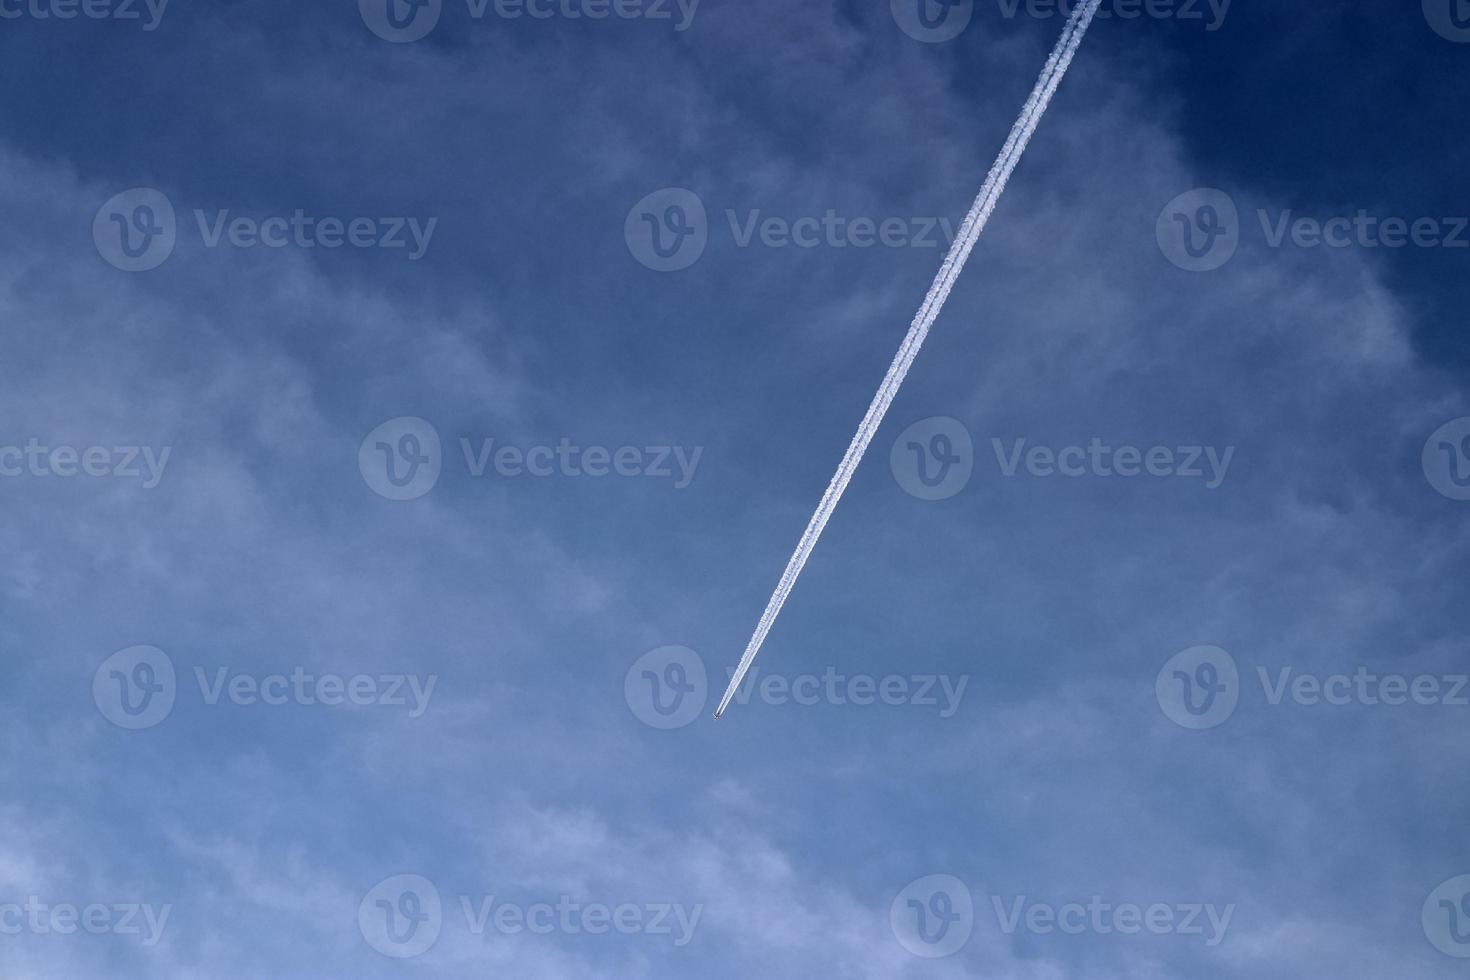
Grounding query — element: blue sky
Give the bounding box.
[2,0,1469,976]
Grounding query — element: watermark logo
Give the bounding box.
[360,875,701,952]
[362,0,699,40]
[360,874,443,959]
[1424,0,1470,42]
[362,421,703,498]
[628,647,969,722]
[625,646,707,729]
[1423,417,1470,501]
[1424,875,1470,957]
[94,648,437,727]
[894,875,1233,952]
[891,874,974,958]
[627,188,961,271]
[1160,188,1470,270]
[96,189,437,271]
[891,0,974,43]
[92,646,176,731]
[1158,650,1470,729]
[1155,645,1238,730]
[360,417,443,501]
[94,188,176,272]
[1157,188,1239,272]
[891,419,1235,492]
[360,0,442,42]
[891,417,974,501]
[626,188,708,272]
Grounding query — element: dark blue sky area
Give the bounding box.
[3,1,1463,374]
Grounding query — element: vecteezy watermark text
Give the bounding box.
[358,417,704,501]
[1257,667,1470,708]
[718,666,969,718]
[1157,187,1470,271]
[990,895,1234,946]
[0,440,170,488]
[991,438,1234,488]
[193,667,437,716]
[624,187,959,272]
[93,646,438,730]
[0,898,171,946]
[94,188,436,272]
[359,0,699,43]
[891,0,1228,43]
[460,437,702,487]
[1156,645,1470,730]
[358,875,702,959]
[890,417,1236,500]
[995,0,1230,29]
[623,646,969,729]
[890,875,1233,958]
[0,0,168,29]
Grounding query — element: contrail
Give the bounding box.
[714,0,1103,719]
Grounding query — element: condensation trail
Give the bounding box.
[714,0,1103,719]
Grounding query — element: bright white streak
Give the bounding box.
[715,0,1103,719]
